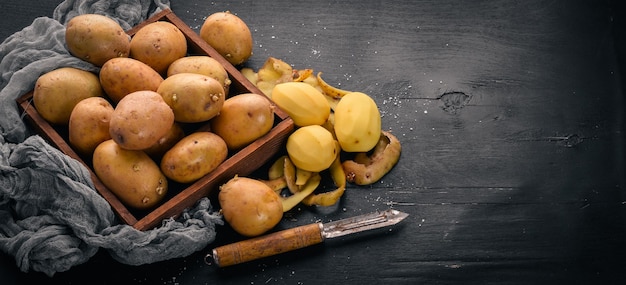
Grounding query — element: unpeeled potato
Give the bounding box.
[68,97,114,156]
[199,11,253,66]
[219,176,283,237]
[143,122,185,158]
[65,14,130,67]
[167,56,232,94]
[99,57,164,103]
[130,21,187,74]
[109,90,174,150]
[33,67,103,125]
[160,132,228,183]
[157,73,225,123]
[210,93,275,150]
[93,139,168,209]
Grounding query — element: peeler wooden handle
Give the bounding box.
[211,223,324,267]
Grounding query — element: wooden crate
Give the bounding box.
[16,8,294,231]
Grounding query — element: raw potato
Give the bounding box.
[99,57,164,103]
[130,21,187,74]
[160,132,228,183]
[219,176,283,237]
[109,90,175,150]
[157,73,225,123]
[342,131,402,185]
[143,122,185,158]
[93,139,167,209]
[333,92,382,152]
[167,56,231,94]
[286,125,338,172]
[271,82,330,127]
[199,11,253,65]
[210,93,275,150]
[33,67,103,125]
[65,14,130,66]
[69,97,114,156]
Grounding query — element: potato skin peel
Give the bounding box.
[342,131,402,185]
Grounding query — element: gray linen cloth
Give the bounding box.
[0,0,223,277]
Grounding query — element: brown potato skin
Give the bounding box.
[218,176,283,237]
[210,93,275,150]
[65,14,130,67]
[157,73,225,123]
[160,132,228,183]
[99,57,164,103]
[109,90,174,150]
[69,97,114,156]
[199,12,253,66]
[130,21,187,74]
[143,122,185,158]
[342,131,402,185]
[33,67,104,125]
[167,56,231,94]
[92,139,168,210]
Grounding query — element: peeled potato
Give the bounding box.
[199,11,253,66]
[219,176,283,237]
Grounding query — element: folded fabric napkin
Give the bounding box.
[0,0,223,277]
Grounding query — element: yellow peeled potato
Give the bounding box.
[93,139,168,209]
[286,125,338,172]
[65,14,130,66]
[160,132,228,183]
[157,73,225,123]
[33,67,103,125]
[99,57,164,103]
[271,82,330,127]
[334,92,382,152]
[68,97,114,156]
[200,11,253,66]
[109,90,174,150]
[130,21,187,74]
[210,93,275,150]
[167,56,232,94]
[219,176,283,237]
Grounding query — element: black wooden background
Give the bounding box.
[1,0,625,284]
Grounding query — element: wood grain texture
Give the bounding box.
[1,0,625,284]
[212,223,324,267]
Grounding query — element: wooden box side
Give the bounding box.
[133,118,294,230]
